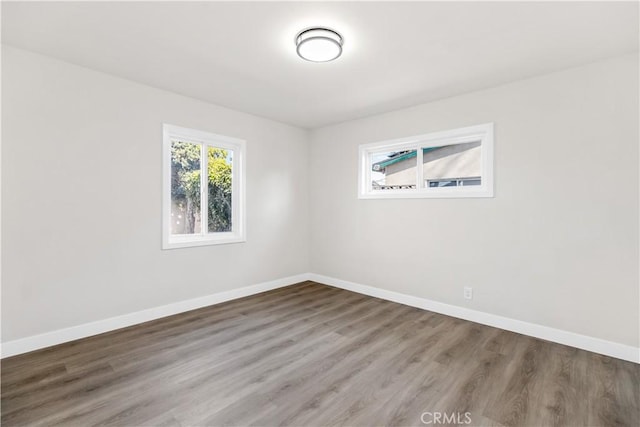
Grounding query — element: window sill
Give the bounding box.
[162,233,246,250]
[359,187,494,199]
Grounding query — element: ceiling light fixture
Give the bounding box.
[295,27,343,62]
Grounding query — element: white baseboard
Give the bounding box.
[0,273,310,358]
[3,272,638,364]
[308,273,640,364]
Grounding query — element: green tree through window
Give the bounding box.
[171,141,232,234]
[207,147,232,232]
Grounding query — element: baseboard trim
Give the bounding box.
[308,273,640,364]
[0,273,310,358]
[3,272,638,363]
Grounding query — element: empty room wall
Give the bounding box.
[2,45,639,358]
[309,54,639,348]
[1,46,310,342]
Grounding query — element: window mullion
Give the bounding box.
[200,143,208,235]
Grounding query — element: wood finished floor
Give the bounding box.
[2,281,638,427]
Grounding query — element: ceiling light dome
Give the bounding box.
[295,27,343,62]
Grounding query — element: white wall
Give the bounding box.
[1,46,309,342]
[3,45,638,354]
[309,54,639,348]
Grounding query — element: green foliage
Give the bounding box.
[171,141,232,234]
[207,147,232,232]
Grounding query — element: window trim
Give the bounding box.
[162,124,246,249]
[358,123,494,199]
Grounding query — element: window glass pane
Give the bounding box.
[460,178,481,186]
[208,146,233,233]
[427,177,482,187]
[428,179,458,188]
[371,149,417,190]
[171,141,201,235]
[423,141,482,188]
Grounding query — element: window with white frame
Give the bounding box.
[163,124,246,249]
[359,123,494,199]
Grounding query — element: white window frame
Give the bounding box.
[162,124,246,249]
[358,123,494,199]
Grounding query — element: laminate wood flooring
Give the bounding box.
[2,282,638,426]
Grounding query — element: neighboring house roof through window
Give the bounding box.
[372,147,439,171]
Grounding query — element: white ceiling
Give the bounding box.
[2,1,638,129]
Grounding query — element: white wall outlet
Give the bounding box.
[463,287,473,300]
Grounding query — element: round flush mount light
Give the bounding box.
[295,27,343,62]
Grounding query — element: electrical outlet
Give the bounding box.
[463,287,473,300]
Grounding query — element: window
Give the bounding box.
[163,124,246,249]
[359,123,494,198]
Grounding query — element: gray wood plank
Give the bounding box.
[2,282,638,427]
